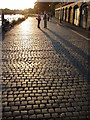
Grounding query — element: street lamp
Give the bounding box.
[49,5,51,12]
[38,8,39,13]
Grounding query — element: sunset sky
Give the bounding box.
[0,0,37,10]
[0,0,86,10]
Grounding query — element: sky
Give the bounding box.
[0,0,88,10]
[0,0,37,10]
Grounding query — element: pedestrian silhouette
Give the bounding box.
[43,12,47,28]
[47,14,50,21]
[36,13,41,28]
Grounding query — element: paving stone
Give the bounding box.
[19,106,25,110]
[4,107,11,112]
[38,97,43,100]
[28,100,34,105]
[74,106,82,111]
[29,114,36,118]
[67,107,75,112]
[26,105,32,110]
[41,100,47,104]
[40,104,45,108]
[22,115,28,120]
[51,113,58,118]
[42,109,48,114]
[35,100,41,104]
[55,108,61,113]
[33,105,39,109]
[37,114,43,118]
[28,110,34,115]
[6,117,14,120]
[73,112,79,116]
[52,103,59,108]
[9,102,14,106]
[35,109,41,114]
[48,108,54,113]
[66,112,73,117]
[13,111,20,116]
[4,111,12,117]
[15,101,20,106]
[15,116,21,120]
[61,108,67,112]
[44,113,51,118]
[2,17,90,120]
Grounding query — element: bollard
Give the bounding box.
[1,13,4,25]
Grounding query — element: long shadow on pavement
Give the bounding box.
[40,28,90,83]
[47,28,90,62]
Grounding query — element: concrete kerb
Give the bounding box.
[52,17,90,40]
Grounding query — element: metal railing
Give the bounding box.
[0,9,2,120]
[0,10,2,36]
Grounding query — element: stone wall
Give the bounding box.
[55,2,90,30]
[87,2,90,30]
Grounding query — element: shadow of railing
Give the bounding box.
[40,28,90,83]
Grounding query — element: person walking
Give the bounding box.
[36,14,41,28]
[43,12,47,28]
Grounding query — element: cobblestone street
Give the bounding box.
[1,17,90,120]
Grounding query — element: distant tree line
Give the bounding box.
[0,2,59,15]
[34,2,59,15]
[0,8,34,15]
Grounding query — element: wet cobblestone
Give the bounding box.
[1,17,90,120]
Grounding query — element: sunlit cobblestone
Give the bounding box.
[1,17,90,120]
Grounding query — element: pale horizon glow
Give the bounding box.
[0,0,37,10]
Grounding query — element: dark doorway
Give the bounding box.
[62,8,64,21]
[68,6,72,23]
[65,8,67,22]
[79,2,88,29]
[73,5,79,25]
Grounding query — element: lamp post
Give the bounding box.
[49,4,51,12]
[38,8,39,13]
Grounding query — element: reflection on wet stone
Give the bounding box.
[2,17,90,120]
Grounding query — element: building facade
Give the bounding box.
[55,1,90,30]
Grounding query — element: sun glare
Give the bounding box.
[0,0,37,10]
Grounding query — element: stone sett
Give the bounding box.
[2,17,90,120]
